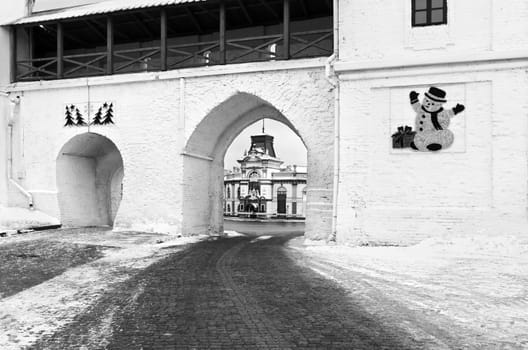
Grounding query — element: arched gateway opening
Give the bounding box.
[57,133,124,227]
[183,92,315,236]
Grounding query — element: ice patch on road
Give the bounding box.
[155,235,207,248]
[250,235,272,243]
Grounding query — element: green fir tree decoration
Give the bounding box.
[75,108,87,126]
[64,106,76,127]
[92,107,103,125]
[102,102,115,125]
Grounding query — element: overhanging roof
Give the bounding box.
[9,0,207,25]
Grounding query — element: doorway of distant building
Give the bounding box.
[56,133,124,227]
[277,187,287,215]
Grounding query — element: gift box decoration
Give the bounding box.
[392,125,416,149]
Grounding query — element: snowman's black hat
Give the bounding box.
[425,86,447,103]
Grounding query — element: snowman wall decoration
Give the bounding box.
[407,87,465,152]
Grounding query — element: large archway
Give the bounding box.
[183,92,319,237]
[56,133,124,227]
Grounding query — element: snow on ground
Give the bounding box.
[0,207,59,232]
[290,234,528,348]
[224,230,246,237]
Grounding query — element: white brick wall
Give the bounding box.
[3,61,334,239]
[338,0,528,63]
[335,65,528,245]
[2,0,528,245]
[333,0,528,244]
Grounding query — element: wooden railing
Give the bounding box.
[290,29,333,58]
[114,46,161,74]
[226,34,283,63]
[15,29,332,81]
[167,40,220,69]
[63,51,106,78]
[16,57,57,81]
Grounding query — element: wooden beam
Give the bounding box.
[10,26,17,82]
[299,0,308,17]
[28,27,34,61]
[258,0,279,19]
[57,22,63,78]
[46,25,89,47]
[283,0,290,59]
[161,8,167,71]
[107,16,113,74]
[219,1,226,64]
[164,14,179,36]
[84,19,106,41]
[198,4,219,21]
[325,0,332,12]
[237,0,253,25]
[185,6,203,33]
[133,13,154,39]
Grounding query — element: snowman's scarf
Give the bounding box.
[422,106,444,131]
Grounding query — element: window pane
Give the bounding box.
[431,9,444,23]
[414,11,427,25]
[414,0,427,10]
[432,0,444,8]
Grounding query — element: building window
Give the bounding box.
[227,187,231,199]
[412,0,447,27]
[227,204,231,213]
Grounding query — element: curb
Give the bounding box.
[0,224,62,238]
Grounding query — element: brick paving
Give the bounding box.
[30,233,425,349]
[4,226,518,349]
[0,228,195,350]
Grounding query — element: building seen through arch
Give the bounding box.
[224,133,306,219]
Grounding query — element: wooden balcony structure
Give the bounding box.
[10,0,333,82]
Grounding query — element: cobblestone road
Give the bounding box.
[31,232,425,349]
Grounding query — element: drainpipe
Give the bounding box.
[1,92,33,209]
[325,0,340,242]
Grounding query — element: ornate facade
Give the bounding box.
[224,134,306,219]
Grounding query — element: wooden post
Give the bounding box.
[283,0,290,59]
[57,22,63,79]
[28,26,34,61]
[219,1,226,64]
[106,16,113,75]
[10,26,17,82]
[161,8,167,71]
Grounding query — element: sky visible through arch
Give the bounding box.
[224,119,307,171]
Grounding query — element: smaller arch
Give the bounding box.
[56,133,124,227]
